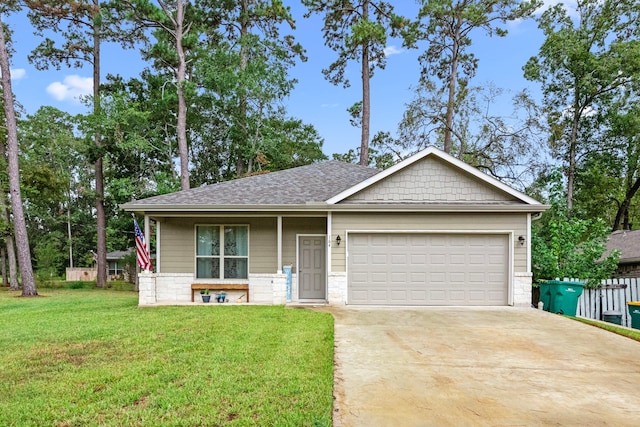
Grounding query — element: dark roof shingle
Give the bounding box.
[606,229,640,263]
[128,161,379,206]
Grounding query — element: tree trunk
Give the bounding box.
[93,3,107,289]
[0,94,19,291]
[443,23,461,154]
[1,246,6,287]
[176,0,190,190]
[236,0,250,176]
[359,0,371,166]
[612,175,640,231]
[566,86,582,211]
[0,139,19,290]
[0,14,36,296]
[67,188,73,268]
[0,202,18,290]
[5,235,17,290]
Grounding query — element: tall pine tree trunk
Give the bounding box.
[0,13,36,296]
[1,245,6,287]
[235,0,250,176]
[176,0,190,190]
[443,24,461,155]
[0,204,18,290]
[0,144,19,290]
[359,0,370,166]
[93,7,107,289]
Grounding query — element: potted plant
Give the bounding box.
[216,291,226,303]
[200,289,211,303]
[532,170,619,315]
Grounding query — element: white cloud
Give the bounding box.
[46,75,93,102]
[384,45,403,57]
[562,105,596,118]
[535,0,578,16]
[10,68,26,80]
[0,68,26,80]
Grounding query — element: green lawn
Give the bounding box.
[0,288,334,426]
[571,316,640,342]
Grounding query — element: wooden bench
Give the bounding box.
[191,284,249,302]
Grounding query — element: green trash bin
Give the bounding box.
[602,310,622,325]
[537,281,552,312]
[548,280,584,316]
[627,302,640,329]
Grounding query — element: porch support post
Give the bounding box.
[155,220,160,273]
[327,212,332,273]
[277,215,283,274]
[526,213,532,273]
[144,215,151,273]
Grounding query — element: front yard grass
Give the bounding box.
[572,316,640,342]
[0,288,334,426]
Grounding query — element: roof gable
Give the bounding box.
[327,147,541,206]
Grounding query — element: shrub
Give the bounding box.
[532,170,619,287]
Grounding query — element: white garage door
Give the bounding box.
[348,233,509,306]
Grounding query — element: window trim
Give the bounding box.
[194,224,250,281]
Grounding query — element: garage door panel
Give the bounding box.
[411,272,426,281]
[390,272,407,282]
[450,254,467,265]
[429,290,447,302]
[371,272,388,283]
[348,233,508,306]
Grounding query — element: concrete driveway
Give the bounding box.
[328,307,640,426]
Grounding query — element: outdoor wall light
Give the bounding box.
[518,235,526,246]
[336,235,341,246]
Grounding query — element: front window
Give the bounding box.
[196,225,248,279]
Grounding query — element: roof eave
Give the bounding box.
[121,202,550,214]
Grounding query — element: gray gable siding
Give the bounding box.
[341,156,520,204]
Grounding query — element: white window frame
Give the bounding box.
[195,224,250,280]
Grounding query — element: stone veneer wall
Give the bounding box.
[138,272,290,305]
[328,272,347,305]
[248,273,289,304]
[138,273,157,305]
[513,272,533,307]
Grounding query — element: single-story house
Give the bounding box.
[107,249,132,279]
[606,229,640,278]
[121,146,548,307]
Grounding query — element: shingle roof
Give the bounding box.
[127,161,379,206]
[606,230,640,263]
[106,249,133,260]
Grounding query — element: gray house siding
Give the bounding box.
[331,212,528,273]
[158,216,326,275]
[159,217,276,275]
[282,217,327,271]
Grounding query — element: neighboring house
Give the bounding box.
[107,249,133,281]
[121,147,547,307]
[606,230,640,278]
[66,249,134,282]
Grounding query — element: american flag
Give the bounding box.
[134,219,152,271]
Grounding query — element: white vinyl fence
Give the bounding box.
[577,278,640,328]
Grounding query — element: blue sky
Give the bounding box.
[4,1,570,157]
